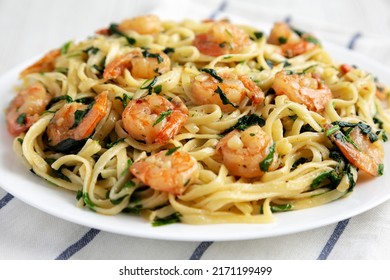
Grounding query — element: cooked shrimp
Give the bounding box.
[267,22,317,58]
[130,149,199,195]
[325,124,384,176]
[46,91,110,149]
[122,95,188,144]
[194,21,250,56]
[272,70,332,112]
[216,125,278,178]
[190,71,264,112]
[118,15,162,35]
[280,39,317,58]
[20,49,61,77]
[6,82,52,136]
[267,22,300,45]
[103,49,170,79]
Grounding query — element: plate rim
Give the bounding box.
[1,41,390,242]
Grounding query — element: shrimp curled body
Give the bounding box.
[103,49,171,80]
[267,22,318,58]
[272,70,332,112]
[194,21,250,57]
[130,150,199,195]
[122,95,188,144]
[46,91,110,149]
[190,71,264,112]
[325,124,384,177]
[216,125,278,178]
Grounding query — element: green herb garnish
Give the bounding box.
[108,23,136,45]
[154,84,162,94]
[278,37,287,44]
[163,47,175,54]
[165,146,180,156]
[215,86,238,108]
[378,164,384,176]
[201,68,223,82]
[259,143,276,172]
[153,110,172,126]
[270,204,292,212]
[115,93,132,108]
[152,213,181,227]
[142,48,163,63]
[304,35,320,45]
[16,113,27,125]
[223,114,265,134]
[106,138,125,148]
[253,31,264,39]
[61,41,72,55]
[140,77,158,94]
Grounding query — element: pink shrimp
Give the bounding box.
[122,95,188,144]
[103,49,171,80]
[272,70,332,112]
[190,70,264,112]
[130,149,199,195]
[6,82,52,136]
[193,21,250,56]
[46,91,110,148]
[216,125,278,178]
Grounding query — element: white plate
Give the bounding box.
[1,43,390,242]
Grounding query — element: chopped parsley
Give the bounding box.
[378,164,384,176]
[223,114,265,134]
[83,46,100,55]
[115,93,132,107]
[270,204,292,212]
[108,23,136,45]
[49,95,73,105]
[140,77,158,94]
[16,113,27,125]
[201,68,223,82]
[304,35,320,45]
[142,48,163,63]
[259,143,276,172]
[153,110,172,126]
[153,84,163,94]
[310,171,333,190]
[106,138,125,148]
[253,31,264,39]
[72,108,89,128]
[278,37,287,44]
[163,47,175,54]
[214,86,238,108]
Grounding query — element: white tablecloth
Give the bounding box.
[1,0,390,260]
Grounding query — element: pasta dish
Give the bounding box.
[5,15,390,226]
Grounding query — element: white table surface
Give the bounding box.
[1,0,390,260]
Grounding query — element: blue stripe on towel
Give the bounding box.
[189,241,214,260]
[284,15,292,24]
[347,32,362,50]
[209,0,228,19]
[55,228,100,260]
[0,193,14,210]
[317,219,350,260]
